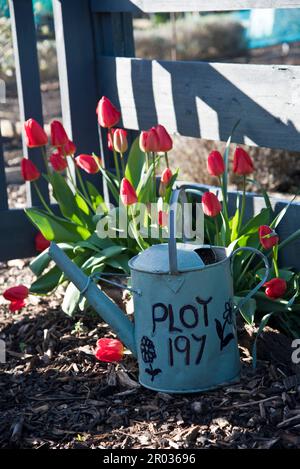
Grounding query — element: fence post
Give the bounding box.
[52,0,100,186]
[93,10,137,170]
[0,135,8,211]
[9,0,49,206]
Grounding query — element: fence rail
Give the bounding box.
[91,0,300,13]
[99,57,300,151]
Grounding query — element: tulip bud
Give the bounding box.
[113,128,128,153]
[264,278,287,299]
[50,120,69,147]
[207,150,225,177]
[258,225,279,250]
[107,128,116,151]
[24,119,48,148]
[63,140,76,156]
[95,338,124,362]
[139,128,160,153]
[161,167,172,185]
[120,178,138,206]
[49,149,68,172]
[139,131,148,152]
[233,147,254,175]
[35,232,50,252]
[202,191,222,217]
[3,285,29,312]
[21,158,40,182]
[96,96,121,128]
[75,154,101,174]
[155,124,173,152]
[158,210,168,227]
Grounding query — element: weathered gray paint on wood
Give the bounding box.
[93,9,136,170]
[8,0,49,206]
[99,56,300,151]
[52,0,101,185]
[0,209,37,261]
[0,205,60,261]
[0,135,8,210]
[92,0,300,13]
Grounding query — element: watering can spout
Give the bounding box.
[48,243,137,356]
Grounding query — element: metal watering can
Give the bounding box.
[49,187,269,393]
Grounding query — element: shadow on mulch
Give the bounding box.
[1,305,300,449]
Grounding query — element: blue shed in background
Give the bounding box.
[234,8,300,48]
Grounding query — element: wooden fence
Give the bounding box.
[1,0,300,267]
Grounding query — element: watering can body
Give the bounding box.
[129,244,241,393]
[48,187,269,394]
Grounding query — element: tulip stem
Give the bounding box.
[109,128,121,183]
[75,165,90,202]
[164,152,169,169]
[33,182,54,215]
[236,251,256,290]
[129,205,144,251]
[237,175,246,235]
[66,175,95,213]
[66,159,76,187]
[218,176,229,220]
[273,245,279,277]
[120,152,125,176]
[214,217,220,246]
[145,152,150,172]
[152,152,156,200]
[41,146,50,177]
[218,175,230,245]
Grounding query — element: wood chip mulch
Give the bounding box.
[1,260,300,449]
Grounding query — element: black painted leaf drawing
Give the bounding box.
[215,319,223,340]
[222,333,234,349]
[145,367,162,382]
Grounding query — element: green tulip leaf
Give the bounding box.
[62,282,81,317]
[25,208,91,243]
[29,266,64,295]
[125,136,145,189]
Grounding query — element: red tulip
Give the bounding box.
[155,124,173,152]
[9,300,26,312]
[96,96,121,128]
[113,128,128,153]
[158,210,168,227]
[3,285,29,312]
[49,149,68,172]
[21,158,40,182]
[107,128,116,151]
[35,232,50,252]
[24,118,48,148]
[120,178,138,205]
[207,150,225,177]
[75,154,101,174]
[95,338,124,363]
[161,167,172,185]
[139,128,160,153]
[50,120,69,147]
[259,225,279,250]
[63,140,76,156]
[264,278,287,299]
[202,191,221,217]
[233,147,254,175]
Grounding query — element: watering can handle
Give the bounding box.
[230,246,270,311]
[168,186,204,274]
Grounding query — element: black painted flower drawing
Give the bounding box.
[215,302,234,351]
[140,336,162,381]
